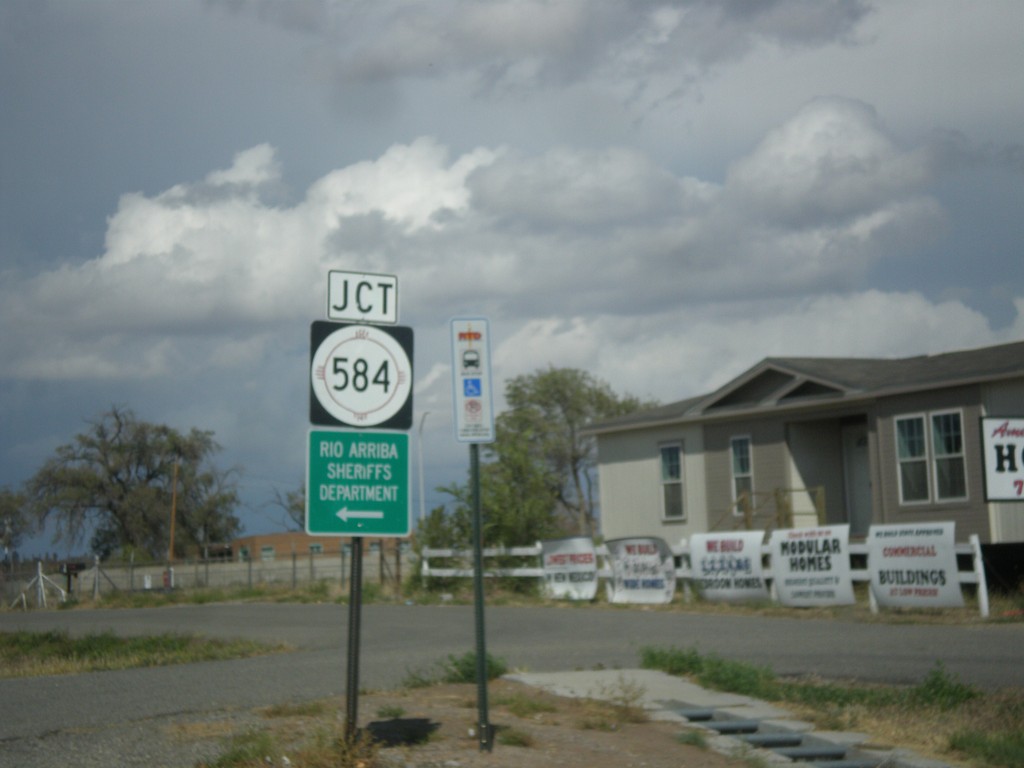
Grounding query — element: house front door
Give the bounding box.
[842,423,872,537]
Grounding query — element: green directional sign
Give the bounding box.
[306,429,410,537]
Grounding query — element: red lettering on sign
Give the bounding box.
[992,420,1024,438]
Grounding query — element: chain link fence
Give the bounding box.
[3,543,417,608]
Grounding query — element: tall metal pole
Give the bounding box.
[417,411,430,526]
[168,459,179,564]
[469,443,492,751]
[344,536,364,743]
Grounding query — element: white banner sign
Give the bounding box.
[541,537,598,600]
[981,417,1024,501]
[868,523,964,608]
[769,525,855,607]
[689,531,769,603]
[604,537,675,605]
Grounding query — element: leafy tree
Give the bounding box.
[434,367,655,546]
[26,406,241,560]
[497,367,654,537]
[272,483,306,531]
[437,431,564,549]
[0,486,29,555]
[415,503,470,551]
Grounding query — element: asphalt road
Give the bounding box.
[1,603,1022,762]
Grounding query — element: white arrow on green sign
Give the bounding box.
[306,429,410,537]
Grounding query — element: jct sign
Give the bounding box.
[328,270,398,325]
[981,417,1024,501]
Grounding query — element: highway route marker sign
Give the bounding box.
[310,321,413,430]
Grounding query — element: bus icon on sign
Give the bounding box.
[462,350,480,370]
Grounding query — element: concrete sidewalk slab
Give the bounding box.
[504,668,953,768]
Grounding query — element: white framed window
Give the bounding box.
[730,436,753,512]
[659,443,685,521]
[895,410,967,504]
[931,411,967,500]
[309,543,324,555]
[260,545,276,562]
[896,415,929,503]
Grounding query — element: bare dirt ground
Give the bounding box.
[182,679,751,768]
[366,680,745,768]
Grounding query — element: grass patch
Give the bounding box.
[261,700,328,719]
[641,645,1024,767]
[199,726,378,768]
[0,630,285,678]
[950,727,1024,767]
[202,730,278,768]
[402,650,508,688]
[577,715,616,732]
[496,726,535,747]
[86,580,350,610]
[571,677,649,732]
[495,690,558,719]
[440,650,508,683]
[400,666,440,689]
[676,729,708,749]
[596,673,648,724]
[375,704,406,719]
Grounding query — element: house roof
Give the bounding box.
[588,339,1024,435]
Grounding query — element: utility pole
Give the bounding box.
[168,459,179,564]
[418,411,430,526]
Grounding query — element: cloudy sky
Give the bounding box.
[2,1,1022,555]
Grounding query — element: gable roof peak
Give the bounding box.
[587,338,1024,435]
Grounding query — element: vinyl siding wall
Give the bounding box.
[595,424,706,542]
[703,418,788,528]
[874,384,989,540]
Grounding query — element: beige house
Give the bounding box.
[590,340,1024,544]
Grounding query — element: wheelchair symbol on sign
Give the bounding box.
[463,378,482,397]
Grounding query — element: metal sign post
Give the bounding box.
[450,317,496,751]
[469,442,493,751]
[344,536,364,742]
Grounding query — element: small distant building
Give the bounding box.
[231,531,408,562]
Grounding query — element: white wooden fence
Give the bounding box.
[421,534,990,617]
